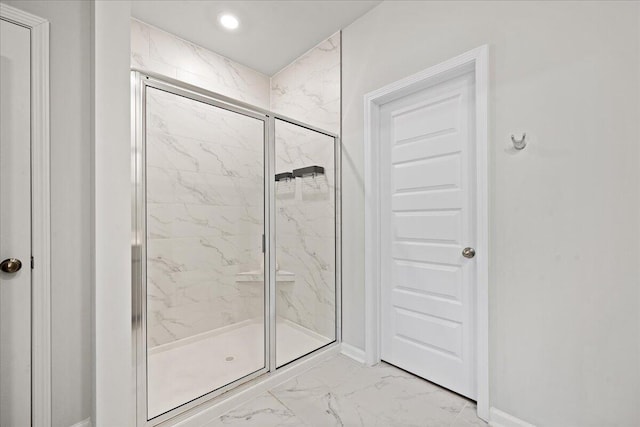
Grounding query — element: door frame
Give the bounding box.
[0,3,51,426]
[363,45,488,421]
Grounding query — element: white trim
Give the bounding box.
[163,344,341,427]
[489,407,536,427]
[340,343,366,364]
[363,45,489,421]
[0,2,47,26]
[69,417,92,427]
[0,4,51,427]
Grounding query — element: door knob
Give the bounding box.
[0,258,22,273]
[462,247,475,259]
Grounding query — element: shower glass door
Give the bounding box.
[134,72,341,425]
[274,119,337,367]
[141,85,267,420]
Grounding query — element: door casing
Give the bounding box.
[0,3,51,426]
[363,45,489,421]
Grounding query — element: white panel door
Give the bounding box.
[380,71,477,399]
[0,18,32,425]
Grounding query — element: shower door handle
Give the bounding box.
[262,234,265,253]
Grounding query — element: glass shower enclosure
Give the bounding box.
[132,71,341,425]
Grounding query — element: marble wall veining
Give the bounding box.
[145,87,265,347]
[133,19,341,348]
[131,19,270,109]
[270,32,341,135]
[275,120,336,342]
[271,32,341,345]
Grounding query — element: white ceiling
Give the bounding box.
[131,0,381,76]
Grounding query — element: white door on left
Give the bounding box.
[0,17,32,426]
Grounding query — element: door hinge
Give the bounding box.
[31,256,34,269]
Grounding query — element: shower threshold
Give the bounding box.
[147,317,332,419]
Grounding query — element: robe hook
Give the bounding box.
[511,133,527,150]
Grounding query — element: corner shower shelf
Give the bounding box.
[235,270,296,284]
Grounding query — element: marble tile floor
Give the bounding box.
[205,354,487,427]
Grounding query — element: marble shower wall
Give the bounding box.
[270,32,341,135]
[131,19,270,109]
[271,33,341,340]
[145,88,265,347]
[132,19,341,346]
[275,120,336,340]
[132,19,270,348]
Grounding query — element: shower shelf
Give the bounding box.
[236,270,295,283]
[292,165,324,178]
[275,172,294,182]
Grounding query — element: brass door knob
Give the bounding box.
[462,247,475,259]
[0,258,22,273]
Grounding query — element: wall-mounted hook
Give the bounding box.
[511,133,527,150]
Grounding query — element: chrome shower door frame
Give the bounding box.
[131,70,342,426]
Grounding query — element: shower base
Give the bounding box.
[147,318,332,419]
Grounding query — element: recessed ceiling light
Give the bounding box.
[219,14,239,30]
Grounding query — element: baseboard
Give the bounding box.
[340,342,366,364]
[69,418,91,427]
[489,407,535,427]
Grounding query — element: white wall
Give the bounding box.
[92,1,132,426]
[2,1,92,426]
[341,1,640,426]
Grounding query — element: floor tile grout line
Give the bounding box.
[449,401,469,426]
[268,380,382,427]
[267,388,313,426]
